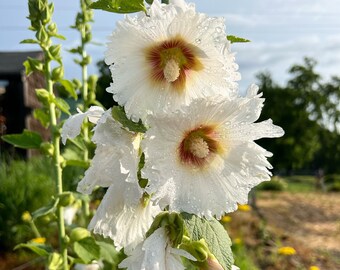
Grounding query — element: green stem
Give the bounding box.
[80,12,90,221]
[30,220,41,238]
[45,56,68,270]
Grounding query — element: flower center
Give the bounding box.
[163,59,180,83]
[178,125,222,168]
[145,35,204,92]
[189,137,210,159]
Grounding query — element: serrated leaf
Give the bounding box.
[14,243,52,256]
[20,39,39,44]
[54,97,71,115]
[1,130,42,149]
[32,198,59,220]
[33,108,50,128]
[74,237,100,264]
[48,252,63,270]
[111,106,146,133]
[58,79,78,100]
[182,213,234,270]
[227,35,250,44]
[90,0,146,13]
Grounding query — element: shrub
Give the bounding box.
[256,176,287,191]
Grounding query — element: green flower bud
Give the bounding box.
[147,212,184,247]
[40,142,54,156]
[36,26,49,45]
[49,44,61,60]
[47,23,57,36]
[51,66,64,81]
[72,79,82,90]
[58,192,75,207]
[70,227,91,242]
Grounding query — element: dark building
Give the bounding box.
[0,51,49,158]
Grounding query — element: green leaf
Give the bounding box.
[32,197,59,220]
[1,130,43,149]
[48,252,64,270]
[20,38,39,44]
[54,97,71,115]
[14,243,52,257]
[96,241,123,264]
[111,106,146,133]
[182,213,234,270]
[58,79,78,100]
[33,108,50,128]
[74,237,100,264]
[53,33,66,40]
[227,35,251,44]
[90,0,146,14]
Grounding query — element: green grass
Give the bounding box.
[232,241,260,270]
[283,175,317,192]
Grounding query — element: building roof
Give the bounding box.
[0,51,43,75]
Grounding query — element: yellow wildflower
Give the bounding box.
[278,246,296,256]
[238,204,252,212]
[233,238,242,245]
[22,211,32,222]
[31,237,46,244]
[221,216,232,223]
[309,266,320,270]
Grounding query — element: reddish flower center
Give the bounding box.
[145,35,204,92]
[178,125,222,168]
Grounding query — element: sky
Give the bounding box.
[1,0,340,92]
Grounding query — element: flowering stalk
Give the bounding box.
[70,0,95,223]
[23,0,69,268]
[45,58,67,270]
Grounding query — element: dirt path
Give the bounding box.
[256,192,340,269]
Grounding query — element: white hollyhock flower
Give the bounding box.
[89,182,161,253]
[76,110,161,251]
[61,106,104,144]
[142,85,284,218]
[77,109,140,194]
[119,227,196,270]
[105,0,240,120]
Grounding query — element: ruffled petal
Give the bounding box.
[61,106,104,144]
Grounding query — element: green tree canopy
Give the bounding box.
[257,58,340,173]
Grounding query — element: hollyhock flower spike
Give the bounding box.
[142,84,284,218]
[105,0,240,121]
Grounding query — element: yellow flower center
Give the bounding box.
[145,35,204,92]
[178,125,223,168]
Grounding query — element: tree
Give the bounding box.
[257,58,340,173]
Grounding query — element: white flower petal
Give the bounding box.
[120,227,192,270]
[61,106,104,144]
[143,92,284,218]
[77,109,139,194]
[105,0,240,120]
